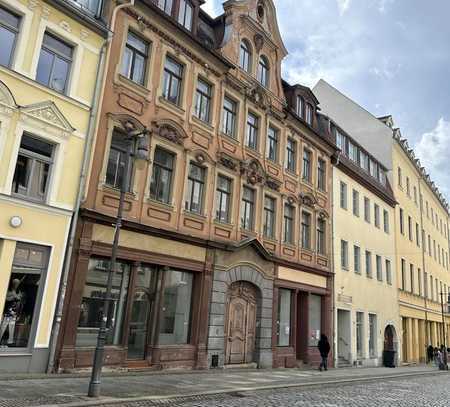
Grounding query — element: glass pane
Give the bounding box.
[121,47,133,78]
[158,270,193,345]
[43,33,72,58]
[36,49,53,87]
[308,294,321,346]
[0,6,20,28]
[77,259,130,347]
[132,53,145,85]
[127,32,147,54]
[21,134,53,158]
[50,57,70,92]
[12,155,30,195]
[277,289,291,346]
[0,26,15,67]
[0,244,48,348]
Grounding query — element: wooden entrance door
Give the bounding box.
[225,282,257,365]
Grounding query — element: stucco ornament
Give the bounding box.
[247,85,271,111]
[240,159,265,185]
[299,192,318,208]
[20,101,75,133]
[152,121,187,146]
[253,33,264,52]
[217,152,238,171]
[265,177,281,191]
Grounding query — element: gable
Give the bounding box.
[20,101,75,132]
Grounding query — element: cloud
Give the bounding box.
[336,0,351,15]
[201,0,222,17]
[414,118,450,200]
[378,0,395,13]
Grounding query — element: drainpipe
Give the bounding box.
[46,0,136,373]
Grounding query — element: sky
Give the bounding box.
[201,0,450,201]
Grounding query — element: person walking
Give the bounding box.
[318,334,331,371]
[427,345,434,364]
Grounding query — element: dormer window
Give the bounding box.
[305,103,313,125]
[178,0,193,31]
[239,40,252,73]
[296,95,304,118]
[257,55,269,87]
[157,0,173,14]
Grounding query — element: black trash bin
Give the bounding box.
[383,350,396,367]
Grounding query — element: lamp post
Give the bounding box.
[439,291,448,370]
[88,121,149,397]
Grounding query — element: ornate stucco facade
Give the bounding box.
[0,0,107,372]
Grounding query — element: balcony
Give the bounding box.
[65,0,101,16]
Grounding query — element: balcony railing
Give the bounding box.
[66,0,101,16]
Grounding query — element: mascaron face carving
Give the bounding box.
[240,159,265,185]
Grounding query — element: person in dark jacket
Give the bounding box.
[318,334,331,371]
[427,345,434,364]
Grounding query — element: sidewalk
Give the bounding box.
[0,365,446,407]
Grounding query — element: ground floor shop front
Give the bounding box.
[55,212,333,372]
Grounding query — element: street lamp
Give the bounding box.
[88,120,150,397]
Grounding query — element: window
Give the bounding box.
[383,210,389,233]
[285,138,297,172]
[222,96,237,138]
[1,243,49,349]
[157,0,173,14]
[340,182,348,210]
[317,159,326,191]
[301,211,311,249]
[283,204,295,244]
[376,255,382,281]
[0,5,20,67]
[364,197,370,223]
[185,163,206,214]
[360,150,368,171]
[215,175,232,223]
[246,112,259,150]
[263,196,276,239]
[397,167,402,187]
[415,223,420,247]
[428,235,431,257]
[349,141,358,163]
[413,186,418,204]
[121,31,148,85]
[239,40,252,72]
[305,104,313,125]
[369,159,376,177]
[194,78,212,123]
[150,147,175,204]
[406,177,410,196]
[158,269,193,344]
[308,295,322,346]
[336,129,344,151]
[317,218,326,255]
[277,289,292,346]
[296,95,304,118]
[410,264,414,293]
[356,312,364,359]
[12,134,54,202]
[374,204,380,228]
[177,0,193,31]
[354,245,361,274]
[241,186,255,230]
[366,251,372,278]
[386,259,392,285]
[266,126,279,161]
[36,32,73,93]
[77,258,130,347]
[418,268,422,296]
[369,314,377,358]
[302,149,312,182]
[257,55,269,87]
[430,275,433,300]
[408,216,413,241]
[399,208,404,234]
[341,240,349,270]
[162,56,183,105]
[352,189,359,217]
[401,259,406,290]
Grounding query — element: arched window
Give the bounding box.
[239,40,252,73]
[257,55,269,87]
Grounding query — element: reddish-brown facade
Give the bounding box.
[56,0,336,372]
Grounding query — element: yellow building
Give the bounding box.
[324,117,400,367]
[0,0,106,372]
[389,124,450,363]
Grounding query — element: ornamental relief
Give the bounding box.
[151,120,188,146]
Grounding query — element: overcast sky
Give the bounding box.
[202,0,450,200]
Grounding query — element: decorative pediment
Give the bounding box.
[217,151,239,172]
[20,101,74,132]
[318,209,330,220]
[240,158,266,185]
[247,85,272,111]
[299,192,318,208]
[151,119,188,146]
[265,176,281,192]
[0,81,16,107]
[192,149,214,165]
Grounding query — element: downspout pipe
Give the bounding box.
[47,0,136,373]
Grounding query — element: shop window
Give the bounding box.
[36,32,73,94]
[121,31,149,86]
[12,134,54,203]
[76,258,130,347]
[0,5,20,67]
[149,147,175,204]
[105,131,134,191]
[0,243,49,348]
[162,56,183,105]
[277,289,291,346]
[308,294,322,346]
[158,269,193,345]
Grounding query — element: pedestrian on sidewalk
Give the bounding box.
[318,334,330,372]
[427,345,434,364]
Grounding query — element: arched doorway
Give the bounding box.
[224,282,258,365]
[383,325,398,367]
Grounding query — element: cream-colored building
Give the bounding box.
[0,0,107,372]
[323,115,400,367]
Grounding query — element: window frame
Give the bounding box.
[317,158,326,191]
[302,149,312,182]
[245,112,259,150]
[241,186,255,231]
[266,126,279,162]
[149,146,175,204]
[215,174,232,223]
[222,95,237,138]
[239,39,252,73]
[0,4,21,68]
[121,31,149,86]
[283,203,295,244]
[257,54,269,87]
[194,77,212,123]
[162,55,184,105]
[263,195,276,239]
[177,0,193,31]
[285,137,297,173]
[184,162,206,214]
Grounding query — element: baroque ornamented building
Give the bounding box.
[55,0,336,371]
[0,0,107,372]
